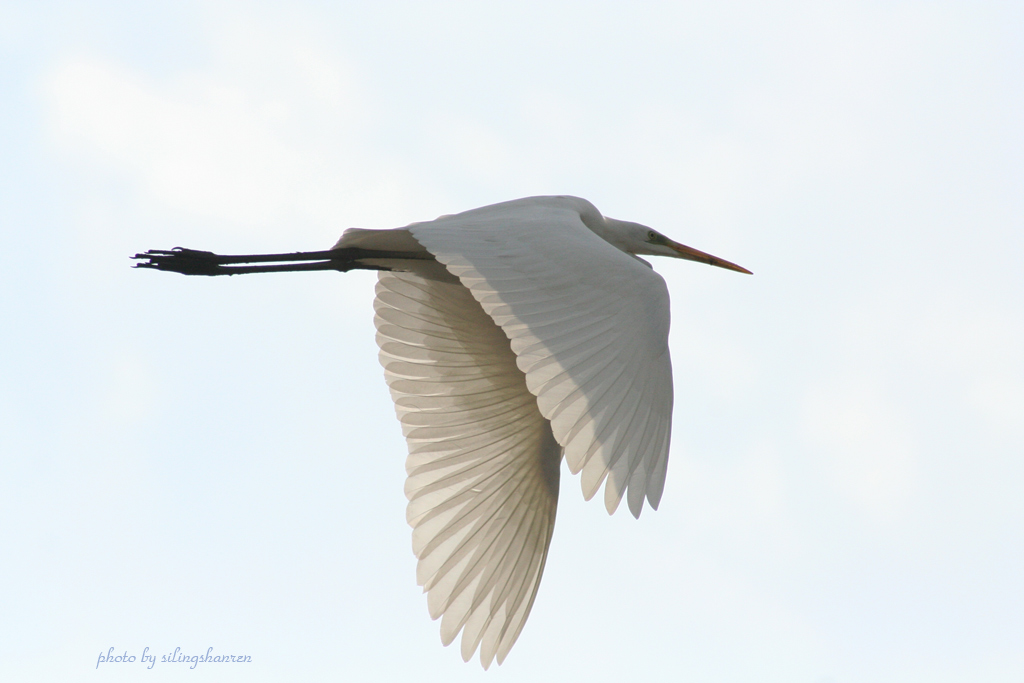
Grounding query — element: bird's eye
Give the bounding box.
[647,230,658,242]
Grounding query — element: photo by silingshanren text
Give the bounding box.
[96,647,251,670]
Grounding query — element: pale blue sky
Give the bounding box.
[1,2,1022,681]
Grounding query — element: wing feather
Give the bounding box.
[409,196,674,517]
[373,270,559,668]
[350,195,676,667]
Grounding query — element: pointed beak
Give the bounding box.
[667,239,752,274]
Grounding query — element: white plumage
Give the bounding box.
[338,196,748,666]
[374,270,559,666]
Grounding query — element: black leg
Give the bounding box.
[131,246,427,276]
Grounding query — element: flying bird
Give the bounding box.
[134,195,750,668]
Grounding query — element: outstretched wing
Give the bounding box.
[409,196,674,517]
[374,270,560,668]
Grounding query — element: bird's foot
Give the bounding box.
[132,248,229,276]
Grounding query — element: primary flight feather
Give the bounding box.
[134,195,750,668]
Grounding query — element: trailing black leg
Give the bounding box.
[131,246,428,276]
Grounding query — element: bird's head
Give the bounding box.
[605,218,752,274]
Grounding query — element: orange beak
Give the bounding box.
[667,239,752,274]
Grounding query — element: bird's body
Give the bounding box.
[134,195,750,668]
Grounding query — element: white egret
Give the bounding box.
[134,195,750,668]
